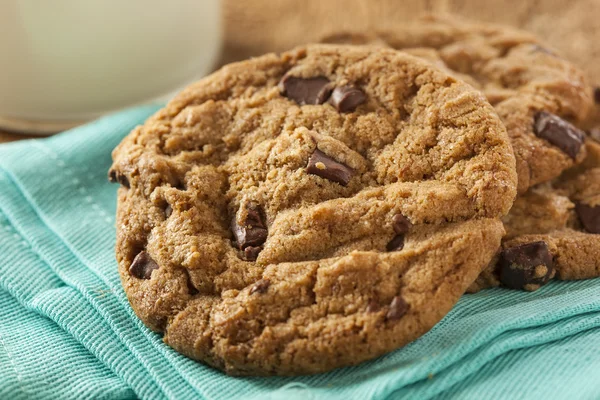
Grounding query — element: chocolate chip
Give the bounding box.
[594,87,600,104]
[329,85,366,112]
[245,205,264,227]
[498,241,554,290]
[250,279,270,295]
[366,300,380,313]
[576,202,600,233]
[388,214,411,252]
[392,214,411,234]
[108,169,130,188]
[279,75,332,105]
[243,246,263,261]
[534,111,585,159]
[386,235,405,252]
[386,296,409,321]
[129,251,159,280]
[306,149,354,186]
[231,203,268,257]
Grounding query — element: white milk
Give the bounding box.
[0,0,221,133]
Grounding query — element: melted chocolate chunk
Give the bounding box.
[386,235,405,252]
[534,112,585,159]
[250,279,270,295]
[387,215,410,251]
[306,149,354,186]
[386,296,409,321]
[392,214,411,234]
[594,87,600,104]
[498,241,554,290]
[366,300,380,313]
[243,246,263,261]
[231,203,268,258]
[129,251,159,280]
[279,75,332,105]
[108,169,130,188]
[329,85,366,112]
[576,202,600,234]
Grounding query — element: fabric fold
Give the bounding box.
[0,289,135,400]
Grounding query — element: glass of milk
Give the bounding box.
[0,0,221,134]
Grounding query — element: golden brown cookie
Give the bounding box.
[109,44,517,375]
[469,140,600,292]
[322,15,593,194]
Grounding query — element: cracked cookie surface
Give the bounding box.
[110,44,516,375]
[322,15,593,193]
[470,139,600,292]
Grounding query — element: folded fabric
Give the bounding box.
[0,287,136,400]
[1,105,599,400]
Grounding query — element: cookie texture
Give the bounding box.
[469,139,600,292]
[109,44,517,375]
[437,0,600,85]
[322,15,593,193]
[221,0,600,87]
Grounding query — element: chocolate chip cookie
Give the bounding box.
[109,44,517,375]
[322,15,593,193]
[469,139,600,292]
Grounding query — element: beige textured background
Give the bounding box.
[221,0,600,84]
[220,0,445,65]
[2,0,598,143]
[441,0,600,84]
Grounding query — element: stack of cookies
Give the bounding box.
[108,15,599,376]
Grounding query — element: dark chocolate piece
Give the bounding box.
[366,300,380,313]
[231,203,268,259]
[386,296,409,321]
[306,149,354,186]
[534,111,585,159]
[250,279,270,295]
[243,246,263,261]
[386,235,405,252]
[576,202,600,234]
[108,169,130,188]
[279,75,332,105]
[129,251,159,280]
[329,85,366,112]
[392,214,411,234]
[498,241,554,290]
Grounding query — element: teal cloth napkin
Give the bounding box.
[1,105,600,400]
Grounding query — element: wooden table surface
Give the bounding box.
[0,130,36,144]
